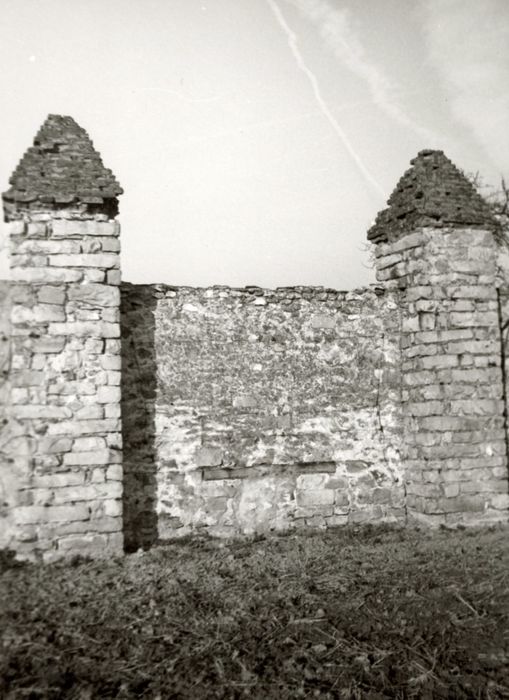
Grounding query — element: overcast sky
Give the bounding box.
[0,0,508,288]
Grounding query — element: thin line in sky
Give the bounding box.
[266,0,386,199]
[172,99,374,147]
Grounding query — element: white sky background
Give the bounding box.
[0,0,507,288]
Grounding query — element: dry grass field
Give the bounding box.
[1,525,508,699]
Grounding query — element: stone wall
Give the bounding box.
[368,150,509,526]
[121,283,405,549]
[374,228,509,525]
[3,214,124,561]
[1,115,125,561]
[1,120,508,561]
[0,280,14,548]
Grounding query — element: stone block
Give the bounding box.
[449,399,503,416]
[30,470,85,489]
[83,270,105,283]
[81,239,102,254]
[16,504,90,524]
[48,253,118,268]
[106,370,121,386]
[376,253,403,270]
[51,220,88,238]
[104,499,123,517]
[100,354,121,370]
[57,534,108,552]
[450,260,494,275]
[96,236,120,252]
[443,483,460,498]
[26,222,48,236]
[102,308,120,323]
[10,388,28,404]
[9,220,26,235]
[10,267,83,283]
[435,496,486,513]
[105,339,121,353]
[294,505,334,518]
[38,437,73,454]
[447,285,494,300]
[296,473,328,489]
[450,368,501,384]
[449,311,497,328]
[196,446,223,467]
[16,239,80,255]
[460,479,507,494]
[232,394,258,409]
[310,314,336,329]
[402,316,420,332]
[63,449,111,466]
[97,386,121,404]
[419,313,436,331]
[421,355,458,370]
[67,283,119,307]
[445,340,496,355]
[409,401,443,417]
[13,405,73,420]
[104,404,121,418]
[38,286,66,305]
[48,321,120,338]
[490,494,509,510]
[73,436,107,452]
[31,337,66,353]
[107,270,121,285]
[47,418,121,436]
[74,405,104,419]
[106,464,122,481]
[296,489,334,506]
[403,370,435,386]
[390,231,427,253]
[12,304,66,324]
[88,221,120,237]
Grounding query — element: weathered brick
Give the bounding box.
[296,489,335,506]
[63,449,112,466]
[47,419,121,436]
[100,354,121,370]
[48,321,120,337]
[48,253,118,268]
[97,386,121,404]
[11,304,66,324]
[73,436,107,452]
[67,283,119,307]
[196,447,223,467]
[37,286,66,304]
[10,267,83,283]
[16,504,90,524]
[421,355,458,370]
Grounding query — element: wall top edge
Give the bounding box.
[120,281,393,300]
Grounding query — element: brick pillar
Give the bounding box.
[2,115,124,560]
[368,150,509,526]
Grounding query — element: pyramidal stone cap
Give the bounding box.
[367,149,499,244]
[2,114,123,209]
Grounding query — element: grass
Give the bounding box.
[1,524,508,699]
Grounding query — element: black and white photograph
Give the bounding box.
[0,1,508,697]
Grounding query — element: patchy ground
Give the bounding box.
[1,525,508,699]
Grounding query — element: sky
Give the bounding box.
[0,0,508,289]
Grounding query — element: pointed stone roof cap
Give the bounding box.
[367,149,498,244]
[2,114,123,207]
